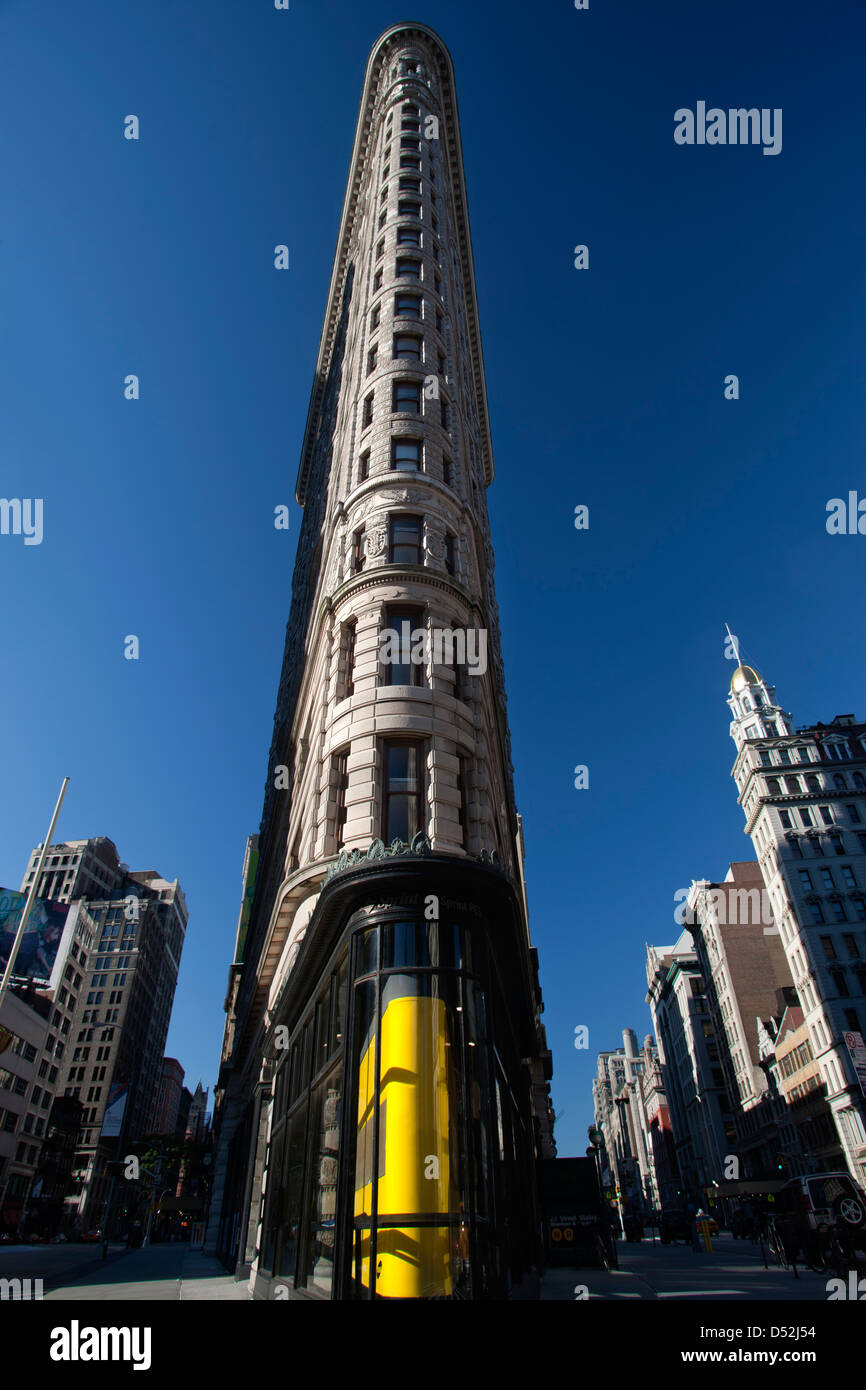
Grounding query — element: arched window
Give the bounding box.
[833,774,847,791]
[854,773,866,790]
[767,778,781,796]
[806,774,821,793]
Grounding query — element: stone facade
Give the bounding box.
[209,24,553,1300]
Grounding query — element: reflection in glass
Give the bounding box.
[305,1064,342,1294]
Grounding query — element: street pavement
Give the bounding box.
[0,1241,250,1300]
[540,1230,848,1301]
[1,1231,847,1301]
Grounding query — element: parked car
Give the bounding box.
[776,1172,866,1247]
[781,1173,865,1232]
[80,1228,102,1243]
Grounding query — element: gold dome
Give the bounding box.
[731,664,760,693]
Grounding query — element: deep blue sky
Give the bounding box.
[1,0,864,1157]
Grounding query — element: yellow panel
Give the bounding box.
[353,991,460,1298]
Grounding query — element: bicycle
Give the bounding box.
[766,1217,789,1270]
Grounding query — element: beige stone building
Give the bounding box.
[210,23,553,1301]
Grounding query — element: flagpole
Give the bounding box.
[0,776,70,1010]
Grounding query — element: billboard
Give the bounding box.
[101,1082,129,1138]
[0,888,70,986]
[844,1031,866,1099]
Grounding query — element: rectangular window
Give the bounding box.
[843,933,860,958]
[389,514,422,564]
[382,607,424,687]
[830,835,845,856]
[396,226,421,246]
[842,866,857,888]
[820,806,834,825]
[440,398,450,430]
[371,305,381,331]
[352,529,366,574]
[457,757,470,844]
[848,804,862,823]
[333,752,349,848]
[394,293,421,320]
[357,449,370,484]
[779,810,792,829]
[395,258,421,279]
[821,868,835,889]
[362,393,374,428]
[442,456,452,487]
[373,269,382,292]
[393,333,422,360]
[399,155,421,171]
[397,199,421,218]
[831,900,848,923]
[391,438,422,472]
[343,620,356,699]
[798,870,813,890]
[392,379,421,413]
[367,345,378,375]
[382,740,425,844]
[444,533,455,576]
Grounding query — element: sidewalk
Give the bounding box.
[42,1243,251,1301]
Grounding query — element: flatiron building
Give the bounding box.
[210,23,554,1300]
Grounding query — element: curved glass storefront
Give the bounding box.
[259,903,536,1299]
[347,915,491,1299]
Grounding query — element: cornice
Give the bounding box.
[326,562,479,614]
[295,23,494,506]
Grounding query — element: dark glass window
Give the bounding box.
[393,334,422,360]
[394,293,421,320]
[397,226,421,246]
[333,752,349,847]
[382,741,425,843]
[392,379,421,413]
[396,258,421,279]
[352,529,366,574]
[391,439,422,472]
[389,514,422,563]
[381,607,424,687]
